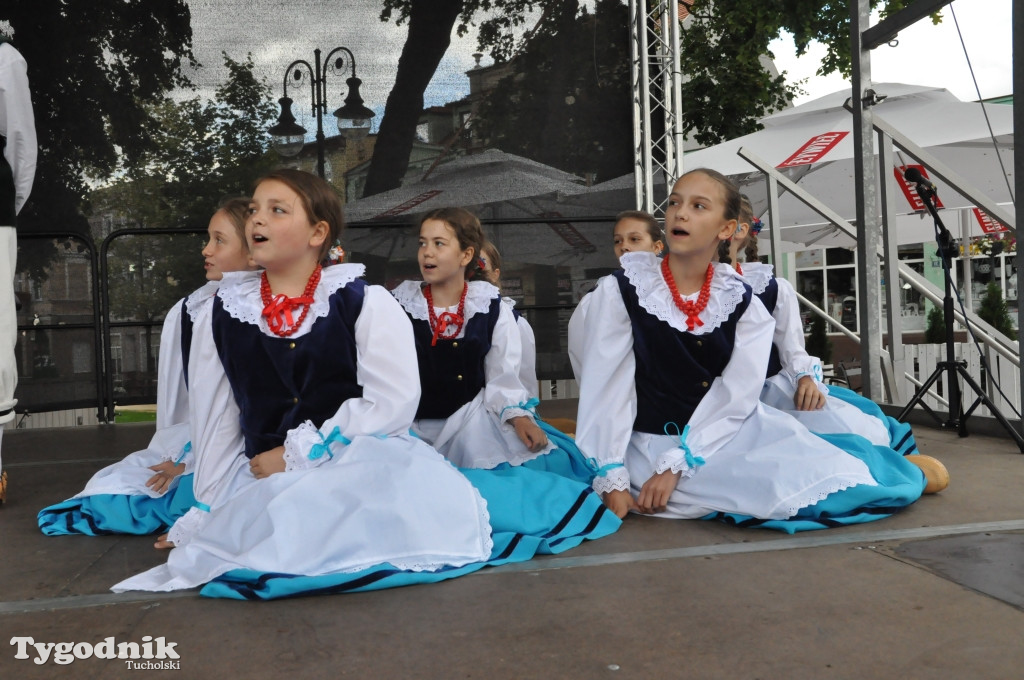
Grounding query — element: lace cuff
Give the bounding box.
[283,421,351,471]
[657,422,706,478]
[792,357,828,392]
[592,465,630,495]
[498,397,540,425]
[166,505,208,547]
[654,448,700,479]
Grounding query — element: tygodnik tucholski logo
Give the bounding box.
[11,636,180,668]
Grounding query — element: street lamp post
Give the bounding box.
[269,46,376,179]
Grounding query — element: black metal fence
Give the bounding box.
[13,215,620,422]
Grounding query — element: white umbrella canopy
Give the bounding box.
[681,83,1014,247]
[576,83,1014,251]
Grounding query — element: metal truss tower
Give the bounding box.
[628,0,686,216]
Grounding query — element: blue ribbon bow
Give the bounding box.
[664,422,705,469]
[586,458,625,478]
[309,426,351,461]
[500,397,540,420]
[174,441,192,465]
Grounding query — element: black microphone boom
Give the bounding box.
[903,166,936,191]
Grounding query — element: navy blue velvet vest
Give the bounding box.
[410,294,502,420]
[614,270,752,434]
[179,297,193,389]
[754,277,783,379]
[212,280,366,458]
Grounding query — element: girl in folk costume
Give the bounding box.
[38,198,255,535]
[115,171,616,599]
[613,210,664,259]
[392,208,566,471]
[480,240,538,401]
[569,211,664,379]
[727,197,946,491]
[570,168,926,532]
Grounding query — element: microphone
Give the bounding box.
[903,167,936,192]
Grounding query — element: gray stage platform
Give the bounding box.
[2,412,1023,679]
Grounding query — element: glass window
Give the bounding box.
[795,248,823,269]
[825,247,854,266]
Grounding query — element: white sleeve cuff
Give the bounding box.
[654,448,700,479]
[166,506,208,547]
[592,466,631,495]
[283,421,341,472]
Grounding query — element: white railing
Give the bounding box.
[901,343,1022,419]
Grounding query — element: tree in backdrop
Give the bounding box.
[97,54,278,397]
[1,0,193,236]
[679,0,917,145]
[364,0,920,197]
[924,304,946,343]
[104,53,279,233]
[472,0,632,183]
[977,282,1015,338]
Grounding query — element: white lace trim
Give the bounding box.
[779,477,865,518]
[654,449,700,480]
[738,262,774,296]
[185,281,220,322]
[166,506,207,547]
[282,420,330,471]
[619,252,748,335]
[501,296,517,309]
[592,466,631,495]
[391,279,500,322]
[216,264,366,337]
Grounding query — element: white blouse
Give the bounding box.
[173,264,420,544]
[570,252,775,493]
[0,43,36,214]
[392,279,537,423]
[742,262,824,386]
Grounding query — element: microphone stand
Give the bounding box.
[897,182,1024,451]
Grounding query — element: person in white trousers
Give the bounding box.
[0,29,38,504]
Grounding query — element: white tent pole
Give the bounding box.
[851,0,885,400]
[880,131,906,402]
[1015,0,1024,433]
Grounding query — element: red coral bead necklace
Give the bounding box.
[423,282,467,346]
[260,264,322,337]
[661,257,714,331]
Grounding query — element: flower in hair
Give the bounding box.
[477,257,486,270]
[750,217,764,235]
[328,241,346,264]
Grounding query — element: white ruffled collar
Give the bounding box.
[391,279,500,322]
[184,281,221,322]
[619,251,747,335]
[737,262,774,296]
[501,296,517,309]
[216,263,366,337]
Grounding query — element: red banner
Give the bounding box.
[894,165,944,211]
[973,207,1007,234]
[776,131,849,167]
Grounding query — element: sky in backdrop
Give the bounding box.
[183,0,1012,136]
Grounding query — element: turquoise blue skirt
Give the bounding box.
[38,475,196,536]
[200,464,620,600]
[828,385,918,456]
[704,432,926,533]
